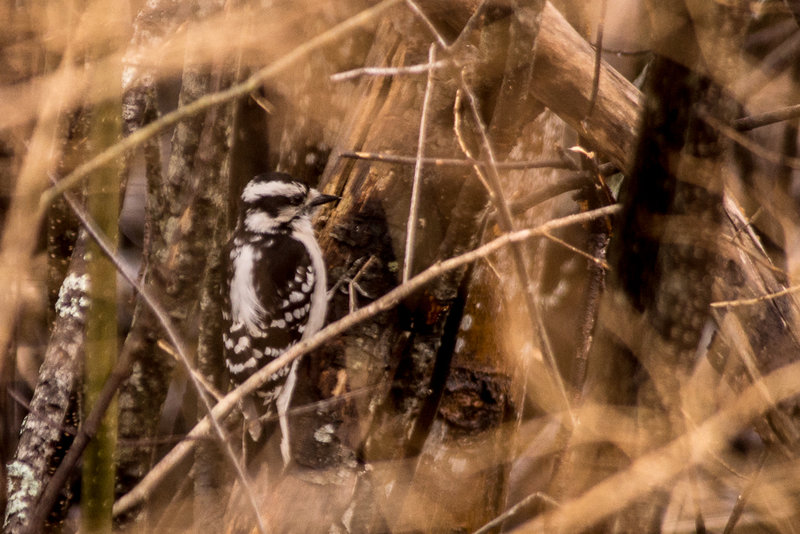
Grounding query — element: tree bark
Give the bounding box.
[12,2,800,533]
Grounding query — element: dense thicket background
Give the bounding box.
[3,0,800,532]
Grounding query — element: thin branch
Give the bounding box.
[456,70,573,417]
[157,340,224,401]
[542,230,610,270]
[339,150,576,170]
[585,0,608,119]
[113,203,621,518]
[473,491,560,534]
[723,451,767,534]
[250,91,276,114]
[118,434,206,447]
[403,0,449,48]
[733,103,800,131]
[517,354,800,532]
[722,195,788,278]
[81,45,122,529]
[449,0,492,52]
[330,59,450,81]
[700,110,800,169]
[591,45,651,56]
[257,386,376,424]
[96,221,267,533]
[506,172,592,216]
[38,0,401,208]
[735,30,800,99]
[452,88,493,193]
[328,255,369,298]
[710,283,800,308]
[403,43,437,283]
[32,188,269,534]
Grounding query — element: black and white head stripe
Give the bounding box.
[241,173,308,204]
[239,172,337,234]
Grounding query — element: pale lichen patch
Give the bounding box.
[55,273,90,320]
[313,423,335,443]
[4,460,40,524]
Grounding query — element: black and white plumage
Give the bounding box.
[222,172,337,464]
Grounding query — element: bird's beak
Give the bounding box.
[308,193,340,207]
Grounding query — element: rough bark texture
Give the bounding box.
[4,237,89,533]
[115,61,233,519]
[548,2,800,531]
[531,2,642,172]
[192,198,228,532]
[3,32,166,534]
[10,1,800,533]
[118,1,680,531]
[612,56,729,534]
[256,2,577,531]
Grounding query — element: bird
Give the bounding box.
[221,171,338,465]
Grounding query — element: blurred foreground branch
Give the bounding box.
[113,204,620,517]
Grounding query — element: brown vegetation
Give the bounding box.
[3,0,800,532]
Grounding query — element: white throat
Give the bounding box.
[244,211,278,233]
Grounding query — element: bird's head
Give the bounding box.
[239,172,338,234]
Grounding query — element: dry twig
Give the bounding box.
[455,70,573,417]
[113,203,621,517]
[584,0,608,119]
[403,43,437,283]
[27,189,269,534]
[516,355,800,532]
[734,103,800,131]
[39,0,401,206]
[339,150,576,170]
[330,59,449,81]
